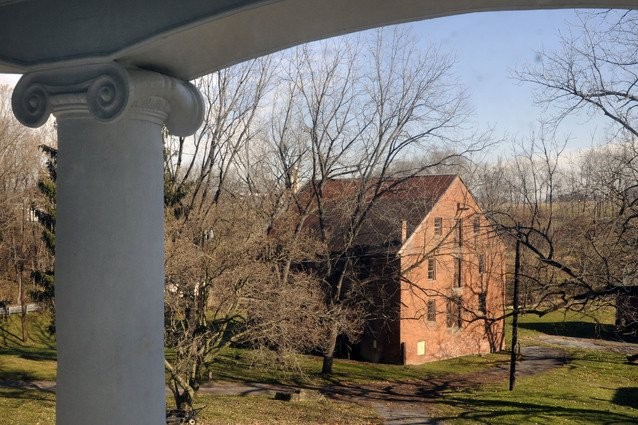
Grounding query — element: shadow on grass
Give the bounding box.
[19,349,57,361]
[0,347,57,360]
[0,347,57,382]
[318,378,453,404]
[0,312,56,349]
[613,387,638,409]
[0,370,43,382]
[432,396,638,424]
[28,322,57,350]
[518,320,617,340]
[0,347,58,362]
[0,386,55,402]
[202,371,638,424]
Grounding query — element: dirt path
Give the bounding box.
[536,334,638,355]
[0,379,55,392]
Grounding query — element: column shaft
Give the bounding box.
[55,117,166,424]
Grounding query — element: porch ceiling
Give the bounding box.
[0,0,634,80]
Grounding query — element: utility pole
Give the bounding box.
[509,233,521,391]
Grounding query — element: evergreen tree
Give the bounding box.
[31,144,56,334]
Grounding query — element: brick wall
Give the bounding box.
[398,178,505,365]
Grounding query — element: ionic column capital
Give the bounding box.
[11,62,204,137]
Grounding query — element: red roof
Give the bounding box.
[298,175,457,251]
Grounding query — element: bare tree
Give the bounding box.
[164,57,274,218]
[517,10,637,139]
[502,10,638,331]
[479,129,637,338]
[162,57,333,409]
[163,57,274,408]
[0,85,49,342]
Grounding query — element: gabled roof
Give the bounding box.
[299,174,457,252]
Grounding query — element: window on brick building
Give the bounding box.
[473,216,480,235]
[434,217,442,235]
[427,300,436,322]
[478,292,487,314]
[454,218,463,247]
[446,296,462,328]
[453,257,462,287]
[427,257,436,280]
[478,254,485,274]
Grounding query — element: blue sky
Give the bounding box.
[411,9,608,152]
[0,9,609,152]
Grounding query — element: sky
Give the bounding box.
[0,9,610,153]
[411,9,608,152]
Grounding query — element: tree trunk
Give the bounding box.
[165,360,196,410]
[321,322,340,375]
[321,355,334,375]
[17,265,28,342]
[174,388,194,411]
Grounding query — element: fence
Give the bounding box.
[0,303,40,317]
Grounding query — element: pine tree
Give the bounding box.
[31,144,56,334]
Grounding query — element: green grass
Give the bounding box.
[2,307,636,424]
[207,347,510,387]
[0,390,381,425]
[195,394,380,425]
[0,313,56,349]
[425,348,638,424]
[424,308,638,424]
[0,348,57,381]
[0,313,57,382]
[0,388,55,425]
[513,307,618,343]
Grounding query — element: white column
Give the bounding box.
[12,63,204,425]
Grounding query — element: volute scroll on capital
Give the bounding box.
[11,62,204,137]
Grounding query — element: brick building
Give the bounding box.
[302,175,506,365]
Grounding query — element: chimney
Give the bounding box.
[401,220,407,243]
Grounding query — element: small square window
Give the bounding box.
[427,257,436,280]
[434,217,442,236]
[417,341,426,356]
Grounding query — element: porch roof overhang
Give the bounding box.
[0,0,635,80]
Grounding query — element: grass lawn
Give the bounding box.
[424,348,638,424]
[0,314,57,424]
[195,394,380,425]
[513,307,618,343]
[0,348,57,381]
[0,389,380,425]
[0,387,55,425]
[1,309,637,424]
[0,314,57,382]
[423,309,638,424]
[207,347,511,387]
